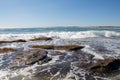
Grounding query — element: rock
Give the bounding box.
[87,58,120,72]
[0,48,15,53]
[25,49,48,65]
[38,57,52,65]
[87,54,95,60]
[32,45,54,49]
[111,74,120,80]
[54,45,84,50]
[29,37,52,41]
[0,41,11,43]
[34,62,71,80]
[0,39,26,43]
[76,53,94,68]
[31,45,84,50]
[12,39,27,42]
[12,49,50,67]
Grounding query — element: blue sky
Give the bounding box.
[0,0,120,28]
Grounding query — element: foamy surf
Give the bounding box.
[0,31,119,41]
[0,27,120,80]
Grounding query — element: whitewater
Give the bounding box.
[0,27,120,80]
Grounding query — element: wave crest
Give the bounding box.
[0,31,119,40]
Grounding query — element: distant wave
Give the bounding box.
[0,31,119,41]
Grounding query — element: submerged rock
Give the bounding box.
[87,58,120,72]
[0,48,15,53]
[12,49,51,67]
[34,62,71,80]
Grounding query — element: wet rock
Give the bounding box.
[12,39,27,42]
[54,45,84,51]
[84,73,96,80]
[32,45,54,49]
[25,50,48,65]
[87,58,120,72]
[68,50,95,68]
[38,57,52,65]
[87,54,95,60]
[34,62,71,80]
[111,74,120,80]
[31,45,84,50]
[0,39,26,43]
[0,48,15,53]
[12,49,50,67]
[29,37,52,41]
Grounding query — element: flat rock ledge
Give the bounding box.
[31,45,84,51]
[0,37,52,44]
[0,39,27,43]
[29,37,52,41]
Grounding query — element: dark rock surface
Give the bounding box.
[32,45,54,49]
[3,43,119,80]
[0,39,26,43]
[87,58,120,72]
[11,49,51,67]
[34,62,71,80]
[0,48,15,53]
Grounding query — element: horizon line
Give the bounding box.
[0,26,120,29]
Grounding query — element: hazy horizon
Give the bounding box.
[0,25,120,28]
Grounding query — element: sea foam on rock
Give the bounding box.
[0,36,119,80]
[25,45,120,79]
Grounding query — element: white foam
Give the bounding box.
[0,63,40,80]
[0,30,119,80]
[82,45,104,59]
[105,31,120,37]
[0,31,119,41]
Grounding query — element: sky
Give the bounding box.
[0,0,120,28]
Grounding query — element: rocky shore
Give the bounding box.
[0,37,120,80]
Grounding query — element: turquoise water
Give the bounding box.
[0,27,120,34]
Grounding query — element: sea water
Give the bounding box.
[0,27,120,80]
[0,27,120,34]
[0,27,120,40]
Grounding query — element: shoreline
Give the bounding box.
[0,37,120,80]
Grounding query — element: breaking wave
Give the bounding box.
[0,29,120,80]
[0,31,119,40]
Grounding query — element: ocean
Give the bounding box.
[0,27,120,40]
[0,27,120,34]
[0,27,120,80]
